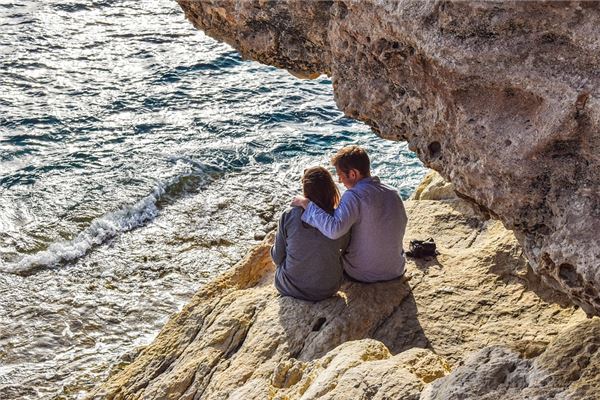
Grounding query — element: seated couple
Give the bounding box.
[270,145,408,301]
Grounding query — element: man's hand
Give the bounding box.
[291,195,309,209]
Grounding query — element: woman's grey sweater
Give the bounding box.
[271,207,347,301]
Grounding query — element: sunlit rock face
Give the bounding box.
[177,0,600,315]
[90,175,587,399]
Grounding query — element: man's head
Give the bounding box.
[331,145,371,189]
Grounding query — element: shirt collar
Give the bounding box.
[356,176,379,186]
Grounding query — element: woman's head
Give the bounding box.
[302,166,340,215]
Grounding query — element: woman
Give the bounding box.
[271,166,348,301]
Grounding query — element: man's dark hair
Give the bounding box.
[330,145,371,176]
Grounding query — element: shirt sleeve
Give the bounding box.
[301,190,360,240]
[270,212,287,266]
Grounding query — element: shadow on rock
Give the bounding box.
[408,255,442,274]
[277,276,430,362]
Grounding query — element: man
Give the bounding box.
[292,145,408,282]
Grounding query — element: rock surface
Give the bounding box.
[89,174,591,399]
[421,317,600,400]
[176,0,600,315]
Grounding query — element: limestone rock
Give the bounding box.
[410,170,457,201]
[90,178,585,399]
[421,318,600,400]
[420,346,533,400]
[177,0,600,315]
[267,341,448,400]
[227,341,449,400]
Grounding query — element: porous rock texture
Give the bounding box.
[176,0,600,315]
[89,173,593,400]
[421,317,600,400]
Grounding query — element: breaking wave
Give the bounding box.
[2,170,215,275]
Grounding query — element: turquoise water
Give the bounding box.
[0,1,426,398]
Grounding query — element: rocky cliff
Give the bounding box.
[90,173,598,399]
[176,0,600,316]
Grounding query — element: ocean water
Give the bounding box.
[0,0,426,398]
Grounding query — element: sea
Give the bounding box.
[0,1,426,398]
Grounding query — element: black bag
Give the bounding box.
[406,237,438,258]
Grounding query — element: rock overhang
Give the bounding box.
[177,0,600,315]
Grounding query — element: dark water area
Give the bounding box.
[0,0,426,398]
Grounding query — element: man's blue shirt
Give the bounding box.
[301,176,407,282]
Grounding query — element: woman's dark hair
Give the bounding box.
[302,166,340,215]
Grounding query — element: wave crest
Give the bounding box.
[2,168,216,276]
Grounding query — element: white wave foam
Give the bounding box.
[3,184,167,275]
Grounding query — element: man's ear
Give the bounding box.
[349,169,361,181]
